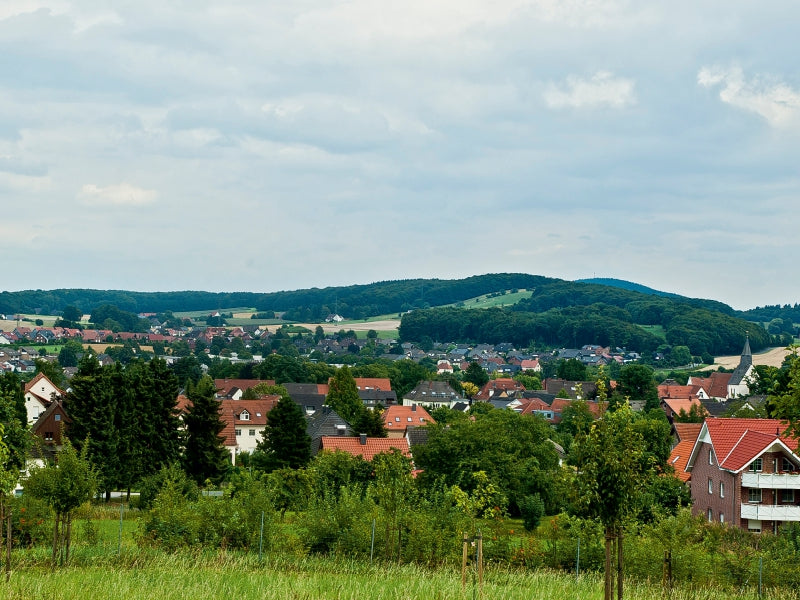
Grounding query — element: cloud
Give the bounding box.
[544,71,636,109]
[78,182,158,207]
[698,65,800,127]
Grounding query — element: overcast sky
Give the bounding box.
[2,2,798,311]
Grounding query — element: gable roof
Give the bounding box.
[24,372,65,403]
[687,418,799,474]
[318,436,410,461]
[687,372,731,399]
[383,404,435,431]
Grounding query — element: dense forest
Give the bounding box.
[0,274,550,318]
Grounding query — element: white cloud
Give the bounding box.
[544,71,636,109]
[698,65,800,127]
[78,182,158,207]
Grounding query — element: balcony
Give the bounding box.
[741,504,800,521]
[741,473,800,489]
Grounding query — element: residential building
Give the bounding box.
[685,418,800,533]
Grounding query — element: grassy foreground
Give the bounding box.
[5,552,799,600]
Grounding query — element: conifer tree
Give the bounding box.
[182,375,229,485]
[254,393,311,472]
[63,354,119,500]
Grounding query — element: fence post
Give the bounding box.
[258,511,264,561]
[476,530,483,597]
[370,519,376,564]
[117,503,124,555]
[461,533,469,591]
[758,556,763,599]
[576,535,581,579]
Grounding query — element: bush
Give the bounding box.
[520,494,545,531]
[10,495,50,548]
[136,464,198,510]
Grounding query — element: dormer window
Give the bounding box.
[240,410,250,421]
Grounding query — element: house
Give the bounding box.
[176,394,280,462]
[31,398,70,455]
[519,359,541,372]
[214,378,276,399]
[542,378,598,400]
[382,404,435,439]
[660,397,708,423]
[686,340,753,400]
[684,418,800,533]
[283,382,328,415]
[727,338,754,399]
[474,378,526,401]
[24,373,65,424]
[318,434,410,461]
[403,380,465,409]
[319,377,397,408]
[667,423,703,484]
[307,406,352,454]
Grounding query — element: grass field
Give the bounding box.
[5,549,793,600]
[637,324,667,340]
[454,290,534,310]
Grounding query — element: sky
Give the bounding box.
[1,1,799,311]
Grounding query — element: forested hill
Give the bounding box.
[0,274,776,357]
[398,280,773,357]
[0,274,552,318]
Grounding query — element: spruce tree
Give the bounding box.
[182,375,229,485]
[63,355,119,500]
[254,394,311,472]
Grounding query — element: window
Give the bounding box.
[708,478,713,494]
[235,429,242,436]
[44,431,53,441]
[54,414,61,422]
[782,489,795,503]
[249,429,256,436]
[720,482,725,498]
[783,458,796,472]
[709,449,715,465]
[240,410,250,421]
[719,513,725,523]
[749,458,763,472]
[748,488,762,503]
[707,508,713,522]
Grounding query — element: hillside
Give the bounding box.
[0,274,780,357]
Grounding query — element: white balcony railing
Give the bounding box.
[741,504,800,521]
[741,472,800,490]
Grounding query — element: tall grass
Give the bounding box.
[5,552,800,600]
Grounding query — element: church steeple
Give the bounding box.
[739,334,752,369]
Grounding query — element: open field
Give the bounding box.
[264,319,401,336]
[708,346,792,370]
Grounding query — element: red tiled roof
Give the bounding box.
[518,398,550,415]
[700,418,798,473]
[383,405,435,430]
[688,372,730,398]
[669,438,696,483]
[662,398,706,419]
[319,436,410,461]
[658,384,700,400]
[177,395,280,447]
[674,423,703,443]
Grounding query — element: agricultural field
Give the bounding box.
[453,289,534,310]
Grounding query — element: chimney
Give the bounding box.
[359,433,367,445]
